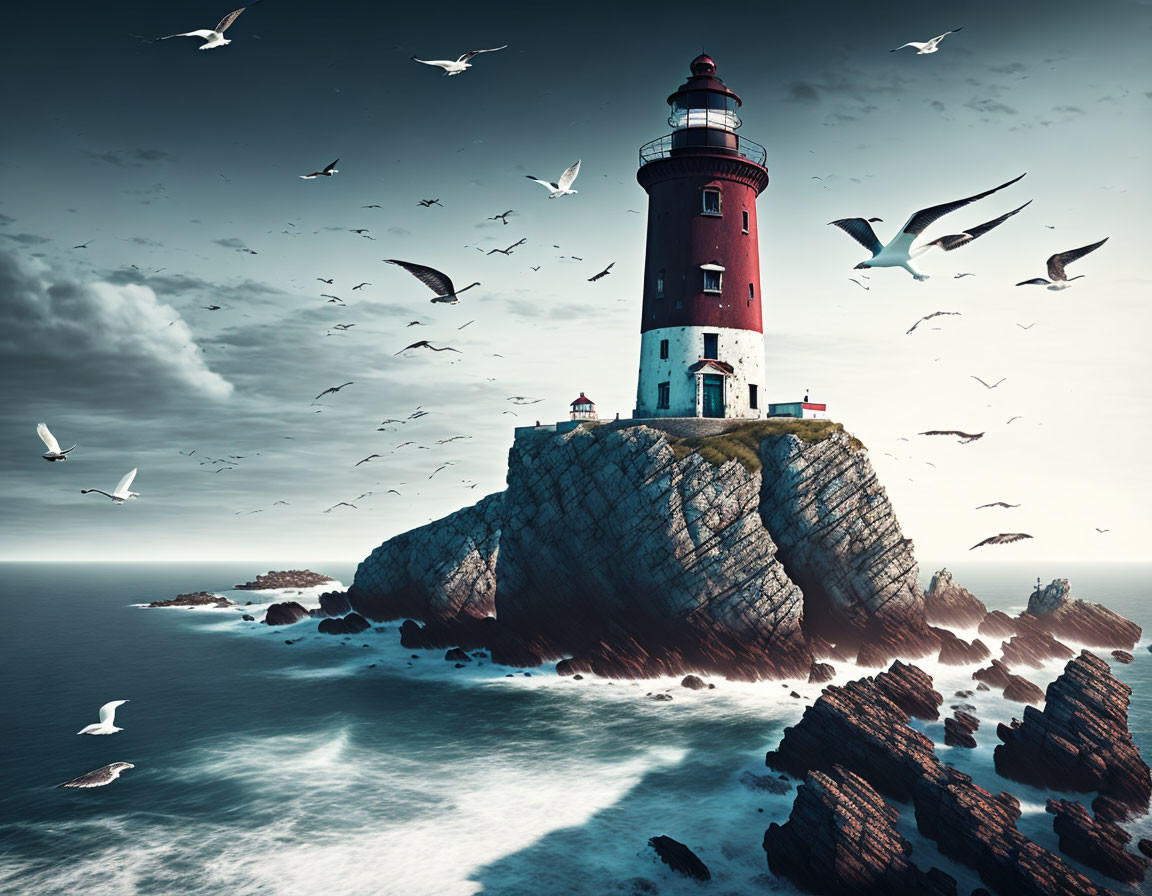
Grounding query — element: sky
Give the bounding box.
[0,0,1149,564]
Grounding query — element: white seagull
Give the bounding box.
[829,175,1027,280]
[1015,238,1108,290]
[385,259,479,304]
[526,160,581,198]
[37,423,76,462]
[158,7,246,50]
[58,763,135,789]
[81,469,140,504]
[300,159,339,179]
[77,700,129,735]
[890,28,962,55]
[411,45,507,76]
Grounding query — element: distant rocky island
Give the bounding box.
[201,418,1149,895]
[233,570,334,590]
[148,591,234,608]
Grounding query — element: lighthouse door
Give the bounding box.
[702,374,725,418]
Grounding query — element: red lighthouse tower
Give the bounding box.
[633,55,770,419]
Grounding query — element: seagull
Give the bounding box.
[300,159,339,179]
[487,238,526,256]
[386,259,479,304]
[58,762,135,789]
[352,282,371,290]
[890,27,963,55]
[158,7,245,50]
[488,210,514,224]
[37,423,76,462]
[1095,527,1110,533]
[406,321,423,327]
[1016,322,1036,330]
[970,376,1006,389]
[202,304,222,311]
[315,382,353,400]
[325,296,345,305]
[354,454,383,466]
[362,204,383,209]
[81,469,139,504]
[1006,416,1023,424]
[906,311,960,334]
[72,240,94,249]
[411,46,507,76]
[331,323,355,330]
[324,502,357,513]
[395,341,462,355]
[458,319,475,330]
[317,278,334,284]
[417,199,443,207]
[1015,238,1108,290]
[954,272,975,278]
[976,501,1020,509]
[919,430,984,444]
[970,533,1033,550]
[589,262,615,282]
[829,176,1027,280]
[526,161,581,198]
[77,700,128,735]
[848,277,870,290]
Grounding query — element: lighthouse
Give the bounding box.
[633,55,770,419]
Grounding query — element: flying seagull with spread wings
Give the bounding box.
[906,311,960,334]
[58,762,135,789]
[394,341,462,355]
[976,501,1020,509]
[588,262,615,282]
[315,382,353,400]
[487,238,526,256]
[300,159,339,179]
[526,160,581,198]
[919,430,984,444]
[411,46,507,76]
[890,28,962,54]
[829,176,1027,280]
[158,7,245,50]
[970,376,1006,390]
[970,533,1033,550]
[1015,238,1108,290]
[81,469,139,504]
[77,700,128,735]
[37,423,76,461]
[385,259,479,304]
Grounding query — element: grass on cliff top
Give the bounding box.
[669,420,864,473]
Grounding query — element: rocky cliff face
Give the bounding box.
[349,421,931,678]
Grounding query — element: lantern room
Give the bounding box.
[570,392,597,421]
[664,54,751,157]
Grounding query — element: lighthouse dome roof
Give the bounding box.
[690,54,716,75]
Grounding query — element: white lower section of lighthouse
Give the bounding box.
[633,326,766,419]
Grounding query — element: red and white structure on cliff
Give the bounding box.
[633,54,770,420]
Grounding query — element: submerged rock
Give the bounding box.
[1046,799,1148,883]
[236,570,333,590]
[315,590,352,618]
[995,651,1151,819]
[1000,630,1075,668]
[764,764,957,896]
[647,835,710,881]
[944,711,979,749]
[680,675,706,690]
[264,602,310,626]
[1111,650,1134,665]
[739,770,791,794]
[444,647,471,663]
[317,613,370,635]
[924,568,988,628]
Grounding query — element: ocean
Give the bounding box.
[1,561,1150,895]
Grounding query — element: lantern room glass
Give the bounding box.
[668,93,741,132]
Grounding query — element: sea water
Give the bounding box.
[1,561,1150,895]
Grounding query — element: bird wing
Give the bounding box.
[970,533,1033,550]
[412,58,453,69]
[99,700,127,726]
[526,176,557,191]
[159,30,217,40]
[37,423,62,454]
[557,160,581,191]
[895,174,1026,248]
[214,7,245,33]
[1047,237,1108,281]
[457,45,508,62]
[889,41,925,52]
[324,159,339,173]
[386,259,455,297]
[970,376,992,388]
[115,469,138,496]
[828,218,883,256]
[59,763,132,789]
[920,200,1031,253]
[1015,278,1050,286]
[929,28,961,44]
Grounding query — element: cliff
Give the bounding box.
[350,420,933,679]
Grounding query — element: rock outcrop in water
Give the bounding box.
[924,568,988,628]
[1046,799,1148,884]
[264,601,310,625]
[1023,578,1142,649]
[350,421,935,679]
[647,835,710,881]
[235,570,333,590]
[995,651,1151,820]
[148,591,233,608]
[766,662,1121,896]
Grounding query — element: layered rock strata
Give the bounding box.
[1046,799,1148,883]
[1024,579,1142,648]
[924,568,988,628]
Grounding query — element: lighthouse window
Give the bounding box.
[703,269,722,293]
[702,189,721,216]
[748,283,755,303]
[749,384,759,410]
[659,339,669,360]
[742,210,749,233]
[657,382,670,410]
[703,333,718,359]
[656,270,664,297]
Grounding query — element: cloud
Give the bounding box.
[0,213,15,226]
[212,237,249,249]
[929,100,946,112]
[85,148,173,168]
[965,98,1017,116]
[0,250,232,403]
[788,82,820,104]
[3,232,50,246]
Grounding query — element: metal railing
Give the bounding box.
[639,133,767,167]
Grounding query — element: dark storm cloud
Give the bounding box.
[85,148,174,168]
[0,213,15,226]
[3,232,51,246]
[0,249,232,407]
[965,97,1018,116]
